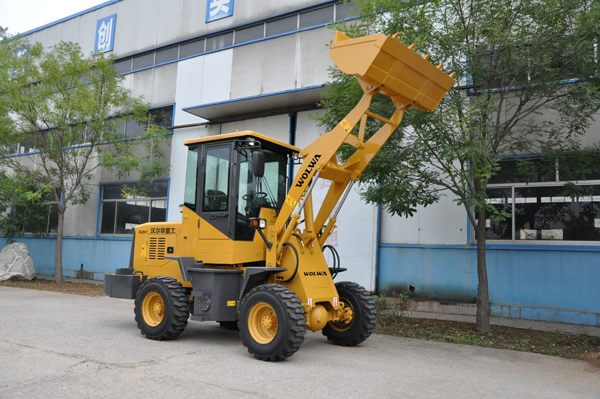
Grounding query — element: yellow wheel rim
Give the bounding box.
[142,292,165,327]
[330,300,354,332]
[248,302,278,344]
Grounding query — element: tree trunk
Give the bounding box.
[54,208,65,284]
[475,208,491,333]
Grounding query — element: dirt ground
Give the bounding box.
[1,278,599,367]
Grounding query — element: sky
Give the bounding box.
[0,0,108,35]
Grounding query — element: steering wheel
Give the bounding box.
[242,192,267,201]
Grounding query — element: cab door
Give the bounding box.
[198,143,233,238]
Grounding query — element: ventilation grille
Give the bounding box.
[148,237,166,260]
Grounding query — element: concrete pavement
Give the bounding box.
[38,274,600,336]
[1,286,599,398]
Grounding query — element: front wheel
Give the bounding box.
[239,284,307,361]
[134,276,189,340]
[322,281,376,346]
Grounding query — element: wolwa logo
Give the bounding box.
[295,154,321,187]
[304,271,327,276]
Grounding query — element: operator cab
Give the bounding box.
[183,131,300,241]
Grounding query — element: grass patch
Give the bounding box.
[375,311,600,365]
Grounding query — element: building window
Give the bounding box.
[100,181,168,235]
[132,53,155,70]
[19,203,59,235]
[235,24,264,44]
[206,32,234,51]
[180,39,205,59]
[118,106,173,138]
[299,5,334,29]
[26,203,59,234]
[113,59,132,74]
[155,46,179,64]
[266,15,297,37]
[11,190,59,235]
[335,1,354,20]
[149,106,173,128]
[473,36,596,92]
[124,117,144,138]
[7,106,173,154]
[484,156,600,242]
[16,137,38,154]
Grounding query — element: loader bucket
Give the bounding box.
[330,31,455,112]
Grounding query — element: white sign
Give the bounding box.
[95,14,117,53]
[206,0,234,22]
[12,45,30,79]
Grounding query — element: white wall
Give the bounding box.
[230,28,334,99]
[380,193,469,246]
[221,114,290,143]
[114,0,329,56]
[168,49,234,222]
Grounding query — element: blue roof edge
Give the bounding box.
[16,0,123,37]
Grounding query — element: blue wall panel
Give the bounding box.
[0,237,132,280]
[3,236,599,325]
[378,245,600,326]
[378,245,477,302]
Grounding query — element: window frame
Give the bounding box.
[98,181,169,236]
[17,200,59,235]
[467,35,597,94]
[482,157,600,245]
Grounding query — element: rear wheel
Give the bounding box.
[239,284,306,361]
[134,276,189,340]
[322,281,376,346]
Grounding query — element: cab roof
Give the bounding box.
[184,131,300,153]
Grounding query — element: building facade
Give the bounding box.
[1,0,599,327]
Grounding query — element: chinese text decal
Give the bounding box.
[206,0,234,22]
[95,14,117,53]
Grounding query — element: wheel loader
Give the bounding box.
[104,31,455,360]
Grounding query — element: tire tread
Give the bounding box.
[322,281,376,346]
[240,284,307,361]
[134,276,189,341]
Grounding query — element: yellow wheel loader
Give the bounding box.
[104,31,455,361]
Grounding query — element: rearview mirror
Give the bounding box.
[252,150,265,177]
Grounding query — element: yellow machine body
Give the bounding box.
[124,31,454,340]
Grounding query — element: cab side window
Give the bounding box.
[203,146,230,212]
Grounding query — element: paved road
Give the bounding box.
[1,287,599,399]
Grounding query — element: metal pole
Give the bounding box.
[331,179,355,220]
[296,171,321,214]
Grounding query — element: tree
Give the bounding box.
[0,28,169,283]
[0,171,51,243]
[317,0,600,332]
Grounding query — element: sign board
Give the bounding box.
[12,45,30,79]
[206,0,234,22]
[95,14,117,53]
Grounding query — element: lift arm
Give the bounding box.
[273,31,455,252]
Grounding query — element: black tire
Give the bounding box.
[217,321,239,330]
[239,284,307,361]
[134,276,189,340]
[322,281,376,346]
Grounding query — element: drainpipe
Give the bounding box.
[288,112,297,191]
[375,202,382,294]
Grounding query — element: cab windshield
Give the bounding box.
[235,148,287,240]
